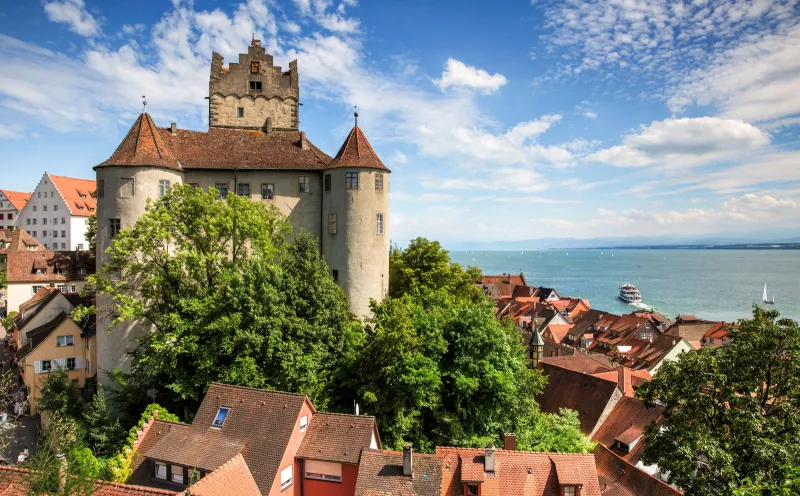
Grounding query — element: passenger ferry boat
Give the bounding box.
[619,284,642,304]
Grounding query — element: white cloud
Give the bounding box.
[283,21,301,34]
[434,58,508,93]
[43,0,101,37]
[391,192,457,202]
[588,117,771,167]
[318,14,360,33]
[583,111,597,119]
[724,193,797,212]
[0,123,24,140]
[391,151,408,164]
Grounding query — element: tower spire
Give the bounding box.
[142,95,147,114]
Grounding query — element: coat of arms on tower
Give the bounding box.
[251,61,260,74]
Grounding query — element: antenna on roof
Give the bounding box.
[142,95,147,114]
[354,106,358,127]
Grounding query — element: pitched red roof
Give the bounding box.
[0,465,178,495]
[539,353,614,375]
[438,447,602,496]
[328,125,390,171]
[96,113,181,170]
[187,454,260,496]
[0,191,31,211]
[542,324,574,344]
[592,444,682,496]
[0,228,43,254]
[296,412,379,464]
[355,450,443,496]
[48,174,97,217]
[591,396,663,465]
[5,250,95,283]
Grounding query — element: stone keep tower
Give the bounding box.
[209,40,299,131]
[94,113,185,377]
[322,117,391,319]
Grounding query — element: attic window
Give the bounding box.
[563,487,578,496]
[249,81,262,92]
[300,415,308,432]
[465,484,479,496]
[212,407,230,429]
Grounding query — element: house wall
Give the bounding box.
[649,339,694,375]
[20,319,90,413]
[301,463,359,496]
[16,294,74,347]
[268,398,314,496]
[5,282,86,314]
[17,174,70,251]
[0,192,21,229]
[69,216,90,251]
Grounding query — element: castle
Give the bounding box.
[94,40,390,380]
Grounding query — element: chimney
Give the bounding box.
[170,123,177,136]
[504,433,517,451]
[617,367,631,395]
[402,444,413,477]
[49,282,55,289]
[484,443,495,473]
[265,117,273,133]
[299,131,308,150]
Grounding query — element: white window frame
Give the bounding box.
[304,460,342,482]
[154,461,167,480]
[56,335,74,347]
[300,415,308,432]
[298,176,310,193]
[159,180,171,198]
[212,407,230,429]
[280,465,293,491]
[65,357,77,370]
[376,213,384,235]
[171,465,184,484]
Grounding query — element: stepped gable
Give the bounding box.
[158,127,331,170]
[328,125,390,171]
[96,113,181,171]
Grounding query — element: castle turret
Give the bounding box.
[322,118,390,318]
[209,39,299,131]
[94,112,184,382]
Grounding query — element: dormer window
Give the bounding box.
[212,407,230,428]
[465,484,479,496]
[562,487,578,496]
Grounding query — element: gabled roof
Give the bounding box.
[48,174,97,217]
[355,450,443,496]
[5,250,95,283]
[296,412,379,464]
[13,287,65,331]
[328,125,390,171]
[18,311,70,359]
[96,113,182,171]
[539,353,614,375]
[591,396,663,465]
[0,465,179,495]
[592,444,682,496]
[0,228,43,254]
[437,447,602,496]
[0,191,31,212]
[187,454,260,496]
[542,324,574,344]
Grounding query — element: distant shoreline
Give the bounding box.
[455,243,800,251]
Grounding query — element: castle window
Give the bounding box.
[298,176,310,193]
[159,180,171,198]
[251,61,260,74]
[345,172,359,190]
[188,183,200,188]
[261,183,274,200]
[249,81,262,92]
[324,174,331,192]
[328,214,337,234]
[376,213,384,235]
[110,218,121,238]
[97,179,104,198]
[375,173,384,191]
[238,107,244,118]
[237,183,251,196]
[332,270,338,282]
[214,183,228,199]
[120,177,135,197]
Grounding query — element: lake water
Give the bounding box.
[448,249,800,322]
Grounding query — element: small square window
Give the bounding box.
[57,335,74,347]
[376,213,384,235]
[61,217,65,224]
[41,360,52,373]
[261,183,274,200]
[466,484,479,496]
[71,285,77,293]
[563,487,577,496]
[159,180,171,198]
[110,218,121,238]
[65,357,76,370]
[249,81,263,92]
[78,268,87,274]
[324,174,331,192]
[61,243,66,249]
[61,230,66,237]
[375,173,384,191]
[171,466,184,484]
[328,213,337,235]
[345,172,358,190]
[298,176,310,193]
[26,219,30,225]
[43,206,47,212]
[43,218,47,225]
[237,183,251,196]
[33,206,37,211]
[212,407,230,429]
[215,183,228,199]
[251,61,260,74]
[238,107,245,118]
[155,462,167,480]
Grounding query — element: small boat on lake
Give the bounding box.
[763,283,775,304]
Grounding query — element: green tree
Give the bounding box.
[106,403,179,482]
[637,306,800,496]
[84,214,96,252]
[82,386,125,458]
[37,371,83,419]
[0,268,6,290]
[95,185,359,417]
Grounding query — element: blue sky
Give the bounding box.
[1,0,799,246]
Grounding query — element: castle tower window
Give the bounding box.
[261,183,274,200]
[249,81,262,92]
[298,176,310,193]
[324,174,331,192]
[345,172,359,190]
[376,213,384,235]
[214,183,228,199]
[328,214,337,234]
[237,183,251,196]
[238,107,244,118]
[332,270,338,282]
[98,179,104,198]
[251,61,260,74]
[375,173,384,191]
[159,180,171,198]
[120,177,135,197]
[110,218,121,238]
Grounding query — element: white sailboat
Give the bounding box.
[762,283,775,304]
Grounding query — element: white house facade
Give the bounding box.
[0,190,31,230]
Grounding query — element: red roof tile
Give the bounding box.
[592,444,681,496]
[539,353,614,375]
[5,250,95,283]
[0,191,31,212]
[48,174,97,217]
[187,454,260,496]
[328,126,390,171]
[543,324,574,344]
[296,412,379,464]
[0,465,178,495]
[0,228,43,254]
[355,449,443,496]
[591,397,663,465]
[97,113,181,170]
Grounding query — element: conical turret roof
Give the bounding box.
[327,126,390,171]
[95,113,181,170]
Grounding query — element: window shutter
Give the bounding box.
[35,361,41,374]
[75,357,83,370]
[57,358,67,369]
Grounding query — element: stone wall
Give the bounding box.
[209,94,297,130]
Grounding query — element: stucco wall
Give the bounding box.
[301,463,359,496]
[5,282,86,314]
[209,95,296,129]
[321,168,389,319]
[649,338,694,375]
[15,293,74,347]
[69,216,90,251]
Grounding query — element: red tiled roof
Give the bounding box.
[0,191,31,212]
[0,228,43,254]
[145,428,247,471]
[296,412,379,464]
[481,273,528,287]
[459,452,485,482]
[537,364,620,435]
[0,465,178,495]
[591,396,663,465]
[187,454,260,496]
[543,324,574,344]
[5,250,95,283]
[47,174,96,217]
[592,444,682,496]
[97,113,181,171]
[328,125,390,171]
[355,450,443,496]
[539,353,614,375]
[438,447,602,496]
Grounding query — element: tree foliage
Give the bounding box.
[106,403,179,482]
[84,214,96,252]
[82,386,125,458]
[335,238,591,454]
[637,306,800,496]
[37,371,83,419]
[94,185,359,417]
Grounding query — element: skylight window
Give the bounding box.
[212,407,230,429]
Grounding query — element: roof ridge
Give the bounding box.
[371,449,442,458]
[593,443,680,492]
[314,411,376,420]
[209,382,310,398]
